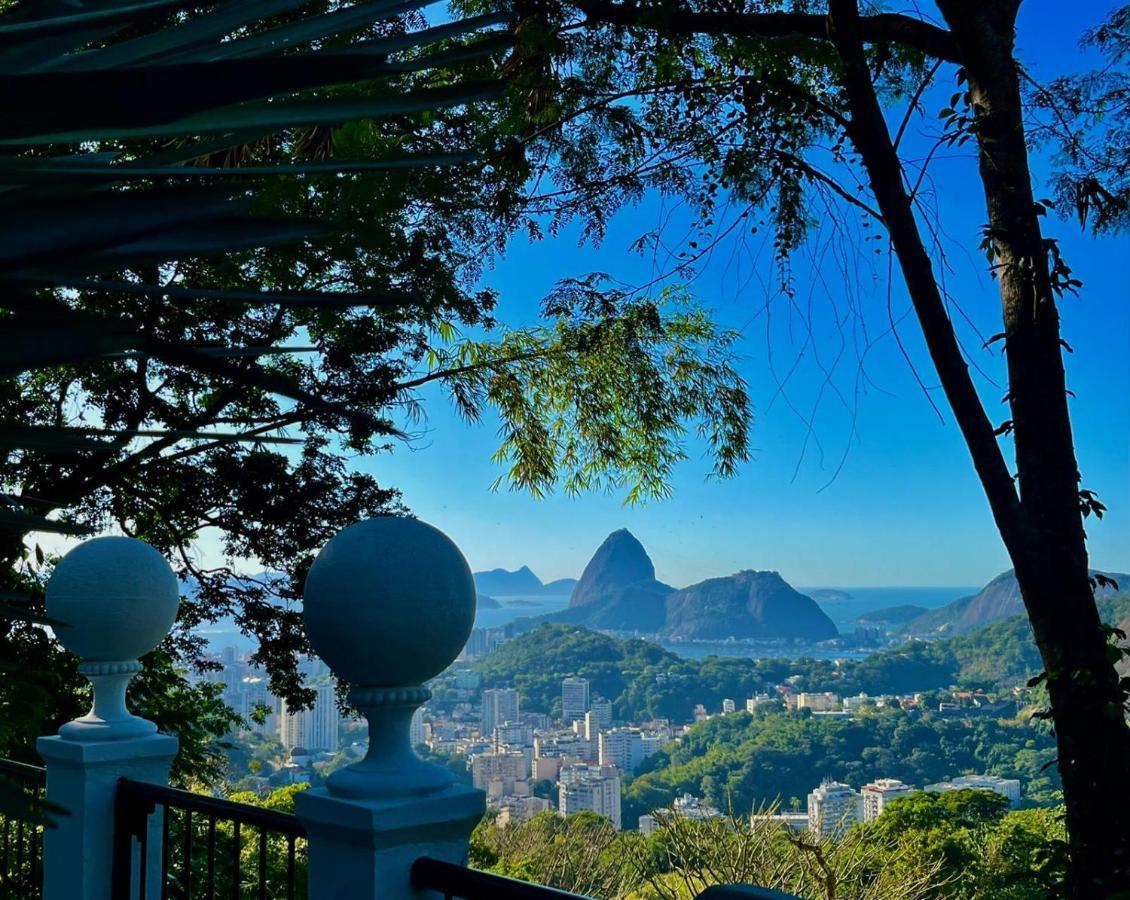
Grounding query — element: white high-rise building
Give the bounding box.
[481,688,520,736]
[861,779,914,821]
[797,692,840,713]
[279,681,339,752]
[746,694,775,712]
[493,722,534,750]
[598,730,643,774]
[807,781,862,839]
[924,774,1021,806]
[561,677,590,723]
[639,731,666,759]
[722,698,736,714]
[559,764,621,829]
[410,707,426,748]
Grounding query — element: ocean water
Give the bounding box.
[474,594,570,629]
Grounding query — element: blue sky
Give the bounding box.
[364,0,1130,588]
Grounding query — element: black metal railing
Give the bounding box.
[111,778,307,900]
[0,759,46,900]
[411,856,593,900]
[411,856,804,900]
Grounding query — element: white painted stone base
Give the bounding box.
[37,733,178,900]
[295,783,485,899]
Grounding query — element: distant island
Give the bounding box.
[525,529,838,642]
[477,593,501,609]
[808,588,854,603]
[473,565,578,597]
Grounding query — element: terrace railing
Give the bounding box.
[0,759,46,900]
[110,779,307,900]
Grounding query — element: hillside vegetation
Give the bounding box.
[475,592,1130,719]
[623,707,1058,824]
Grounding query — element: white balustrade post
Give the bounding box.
[36,537,181,900]
[295,518,485,900]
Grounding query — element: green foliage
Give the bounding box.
[471,800,1069,899]
[435,282,750,500]
[1029,6,1130,234]
[474,623,679,719]
[471,810,634,898]
[855,792,1069,899]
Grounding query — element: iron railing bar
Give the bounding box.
[15,819,23,891]
[138,807,148,900]
[33,816,43,891]
[207,814,216,897]
[2,814,9,900]
[411,856,595,900]
[231,821,240,900]
[161,803,169,897]
[0,760,46,786]
[286,834,296,900]
[183,808,192,898]
[117,779,306,836]
[258,827,268,900]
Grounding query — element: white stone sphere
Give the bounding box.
[46,537,179,661]
[303,518,476,686]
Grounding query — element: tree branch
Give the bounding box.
[573,1,961,63]
[826,0,1026,551]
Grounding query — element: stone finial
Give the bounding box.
[302,517,476,799]
[46,536,179,741]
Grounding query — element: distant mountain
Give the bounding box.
[477,593,501,609]
[539,530,841,640]
[570,530,665,606]
[857,604,929,625]
[906,569,1129,635]
[474,565,544,596]
[473,567,578,597]
[665,571,838,641]
[564,530,672,630]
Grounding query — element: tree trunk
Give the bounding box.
[829,2,1130,895]
[935,5,1130,895]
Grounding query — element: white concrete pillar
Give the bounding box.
[294,517,485,900]
[36,537,181,900]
